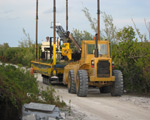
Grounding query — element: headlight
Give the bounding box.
[91,60,94,68]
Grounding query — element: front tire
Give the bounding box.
[68,70,76,94]
[76,70,88,97]
[111,70,123,96]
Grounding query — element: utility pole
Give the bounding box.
[53,0,56,45]
[66,0,68,31]
[35,0,38,61]
[97,0,100,40]
[53,0,56,66]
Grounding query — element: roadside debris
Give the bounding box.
[21,103,65,120]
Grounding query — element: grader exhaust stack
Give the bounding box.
[95,0,100,57]
[95,34,99,57]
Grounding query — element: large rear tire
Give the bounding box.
[76,70,88,97]
[111,70,123,96]
[68,70,76,94]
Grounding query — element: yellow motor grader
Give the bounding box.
[63,35,123,97]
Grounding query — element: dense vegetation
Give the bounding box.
[0,64,65,120]
[0,45,34,67]
[0,29,35,67]
[113,26,150,94]
[81,8,150,94]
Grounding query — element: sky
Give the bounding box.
[0,0,150,47]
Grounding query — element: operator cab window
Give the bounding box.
[98,44,108,56]
[87,44,95,54]
[87,44,108,56]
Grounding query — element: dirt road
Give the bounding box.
[36,74,150,120]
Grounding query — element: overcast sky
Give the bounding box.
[0,0,150,47]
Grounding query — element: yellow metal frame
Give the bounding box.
[31,61,52,76]
[31,61,64,77]
[63,40,115,86]
[53,44,56,65]
[90,57,115,82]
[52,44,57,76]
[62,43,72,60]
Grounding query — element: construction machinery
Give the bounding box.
[31,0,123,97]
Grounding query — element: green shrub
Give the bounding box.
[0,44,35,67]
[0,64,65,120]
[113,26,150,94]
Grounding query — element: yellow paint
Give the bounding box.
[62,43,72,60]
[31,61,64,77]
[31,61,52,76]
[56,68,64,74]
[53,44,56,65]
[90,57,114,81]
[90,76,115,81]
[63,62,79,84]
[53,70,56,76]
[89,82,113,88]
[63,40,115,87]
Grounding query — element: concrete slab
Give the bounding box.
[22,114,36,120]
[24,103,55,112]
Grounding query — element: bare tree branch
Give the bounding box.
[82,7,97,33]
[144,18,150,41]
[131,18,143,42]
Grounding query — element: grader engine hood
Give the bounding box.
[97,60,110,77]
[91,58,112,78]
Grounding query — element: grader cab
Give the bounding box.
[64,37,123,97]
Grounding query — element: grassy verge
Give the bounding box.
[0,64,65,120]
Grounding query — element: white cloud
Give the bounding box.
[0,0,150,46]
[115,18,143,26]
